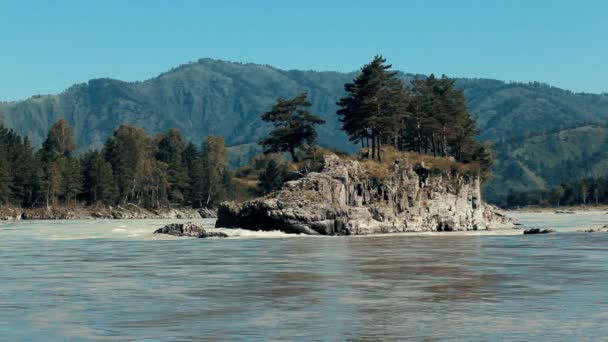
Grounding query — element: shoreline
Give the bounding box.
[0,205,216,221]
[505,205,608,214]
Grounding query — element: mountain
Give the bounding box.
[2,58,608,204]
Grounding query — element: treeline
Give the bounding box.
[506,178,608,208]
[1,55,492,210]
[0,120,235,209]
[337,55,490,170]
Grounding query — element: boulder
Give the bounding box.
[216,155,514,235]
[154,222,228,238]
[198,231,229,238]
[198,208,218,218]
[523,228,556,235]
[154,222,206,237]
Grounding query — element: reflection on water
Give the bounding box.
[0,214,607,340]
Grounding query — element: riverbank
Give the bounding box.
[506,205,608,214]
[0,204,216,221]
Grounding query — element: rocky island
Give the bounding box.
[216,154,513,235]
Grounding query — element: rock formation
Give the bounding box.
[154,222,228,238]
[216,155,513,235]
[523,228,556,235]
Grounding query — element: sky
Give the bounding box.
[0,0,607,101]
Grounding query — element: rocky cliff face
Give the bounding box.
[216,155,512,235]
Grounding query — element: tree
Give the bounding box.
[259,92,325,163]
[156,129,189,203]
[39,119,79,207]
[104,125,151,204]
[9,137,41,207]
[60,157,82,204]
[81,151,117,205]
[192,136,229,207]
[550,185,565,207]
[182,142,200,205]
[40,119,76,161]
[0,138,10,204]
[337,55,408,161]
[257,159,288,195]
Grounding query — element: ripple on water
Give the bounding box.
[0,215,607,340]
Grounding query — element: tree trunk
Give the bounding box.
[289,146,299,163]
[371,133,376,160]
[442,125,448,157]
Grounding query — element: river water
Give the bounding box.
[1,212,607,341]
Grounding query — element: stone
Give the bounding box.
[198,208,218,218]
[216,155,514,235]
[523,228,556,235]
[154,222,229,238]
[154,222,206,237]
[198,231,229,238]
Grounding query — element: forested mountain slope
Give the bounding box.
[2,58,608,203]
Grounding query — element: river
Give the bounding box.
[1,212,607,340]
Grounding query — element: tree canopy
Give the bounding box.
[259,92,325,162]
[337,55,490,170]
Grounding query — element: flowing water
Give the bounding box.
[1,212,607,341]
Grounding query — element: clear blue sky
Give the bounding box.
[1,0,607,101]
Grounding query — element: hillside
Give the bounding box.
[2,58,608,204]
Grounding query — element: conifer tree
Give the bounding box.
[104,125,151,204]
[337,55,408,161]
[257,159,287,195]
[81,151,117,205]
[156,129,189,203]
[0,139,11,204]
[259,92,325,163]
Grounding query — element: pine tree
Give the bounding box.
[61,157,82,204]
[337,55,407,161]
[0,137,11,204]
[104,125,151,204]
[81,151,117,205]
[156,129,189,204]
[182,142,201,206]
[257,159,287,195]
[259,92,325,163]
[10,137,41,207]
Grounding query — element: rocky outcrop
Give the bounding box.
[216,155,513,235]
[154,222,228,238]
[523,228,556,235]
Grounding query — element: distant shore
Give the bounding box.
[505,205,608,214]
[0,205,216,221]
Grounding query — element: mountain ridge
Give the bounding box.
[2,58,608,204]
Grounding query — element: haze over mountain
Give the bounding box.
[2,58,608,204]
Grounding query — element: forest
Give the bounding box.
[0,56,487,210]
[0,120,236,209]
[505,177,608,208]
